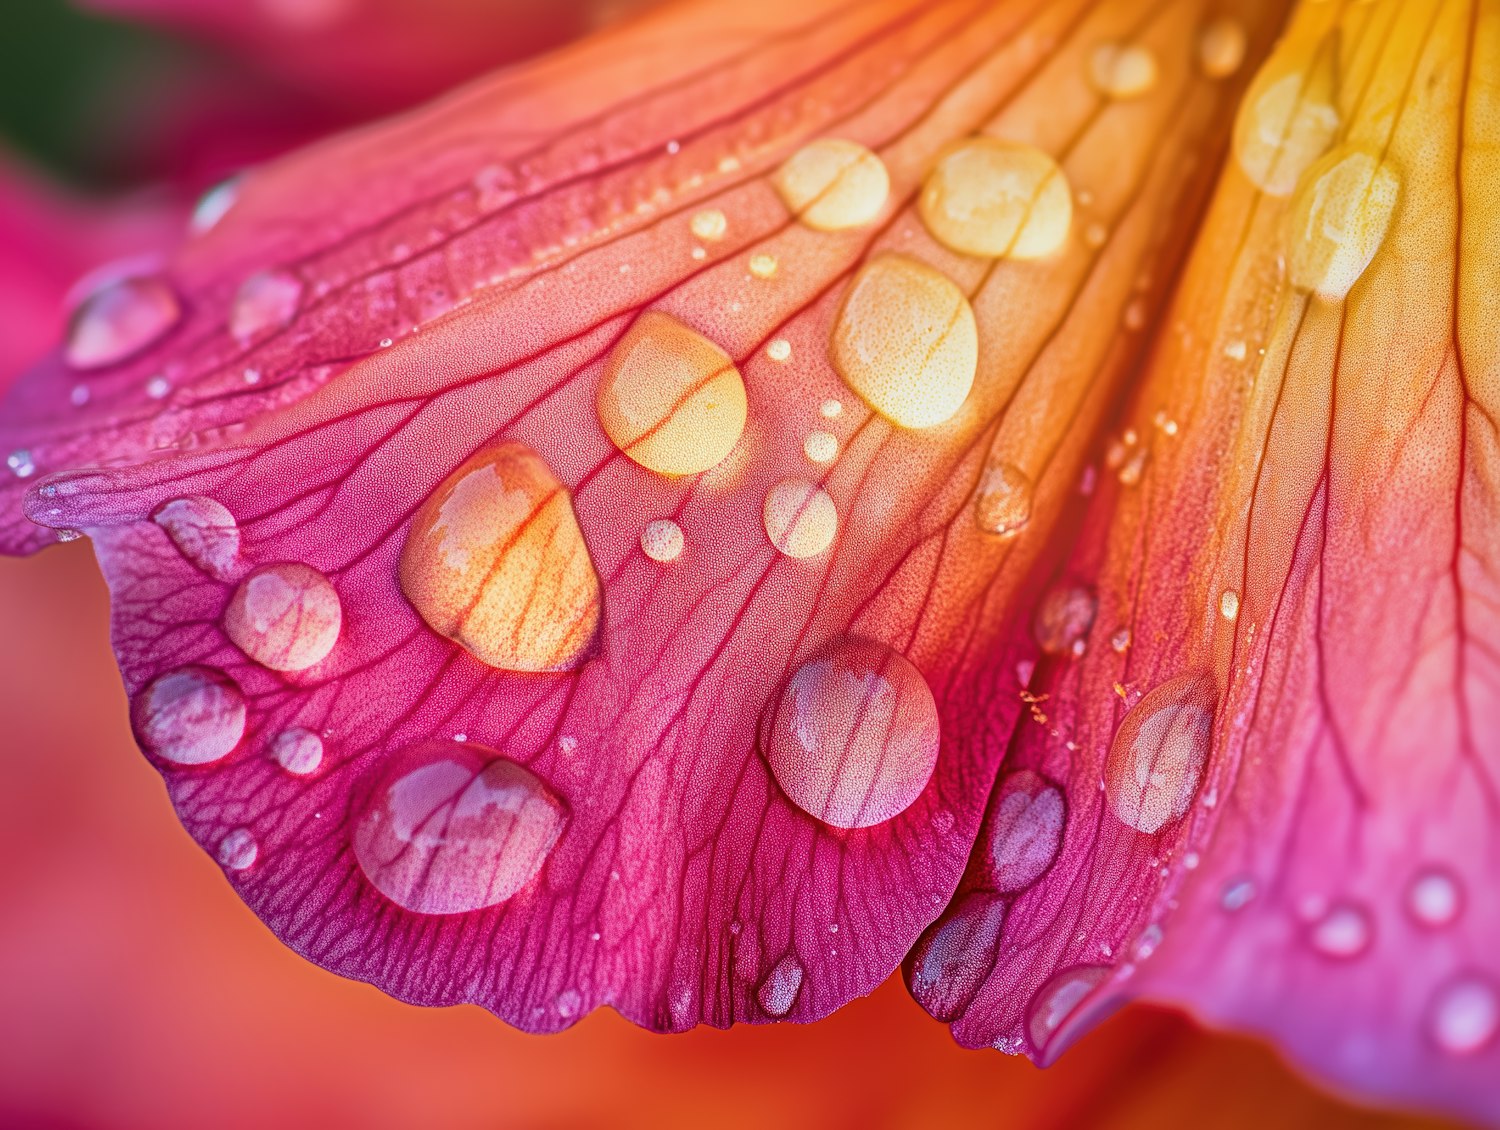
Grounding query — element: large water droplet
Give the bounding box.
[1026,965,1110,1055]
[597,311,747,476]
[975,460,1034,538]
[270,727,324,776]
[132,666,246,765]
[983,769,1065,891]
[757,953,805,1016]
[65,275,181,370]
[400,442,601,672]
[763,477,838,559]
[1428,975,1499,1055]
[1287,147,1399,302]
[1406,866,1463,929]
[830,254,977,429]
[918,139,1071,259]
[773,138,888,231]
[908,892,1006,1021]
[352,739,567,915]
[767,638,939,828]
[229,269,303,343]
[1087,43,1158,99]
[1308,901,1372,958]
[1233,44,1340,197]
[1031,584,1097,656]
[224,562,342,672]
[152,496,241,581]
[1197,17,1246,78]
[218,828,258,871]
[1104,672,1216,833]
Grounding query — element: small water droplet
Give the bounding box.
[1221,877,1256,911]
[1406,866,1463,928]
[132,666,246,765]
[689,209,727,241]
[152,496,241,581]
[763,478,838,559]
[830,254,977,430]
[641,518,685,563]
[984,769,1065,891]
[190,177,239,234]
[932,808,955,835]
[1219,589,1241,621]
[689,246,707,261]
[767,638,939,828]
[749,253,778,279]
[773,138,888,231]
[1182,850,1200,870]
[757,953,805,1016]
[918,138,1071,259]
[224,562,342,672]
[1428,975,1499,1055]
[270,727,324,776]
[1088,42,1158,98]
[6,449,35,479]
[1027,965,1110,1055]
[145,374,171,400]
[1110,628,1131,653]
[55,528,82,543]
[557,735,578,756]
[379,337,393,348]
[69,384,90,406]
[803,430,838,464]
[352,739,567,915]
[65,274,180,369]
[766,337,792,362]
[1105,672,1216,833]
[820,399,843,419]
[908,892,1006,1021]
[1031,584,1097,657]
[218,828,258,871]
[1197,17,1246,78]
[400,442,600,672]
[1123,299,1148,331]
[1132,923,1163,961]
[230,269,303,343]
[1287,147,1400,302]
[556,988,582,1019]
[974,460,1033,537]
[1223,339,1248,361]
[1308,901,1372,959]
[597,311,747,476]
[1234,44,1340,196]
[1083,221,1108,248]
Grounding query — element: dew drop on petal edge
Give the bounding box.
[1104,672,1216,834]
[218,828,258,871]
[224,562,342,672]
[757,954,805,1017]
[153,497,242,581]
[763,478,838,559]
[229,269,304,343]
[65,275,181,370]
[772,138,888,231]
[270,727,324,776]
[1027,965,1111,1056]
[918,138,1071,260]
[766,637,939,829]
[983,769,1066,892]
[352,740,567,915]
[399,442,601,672]
[132,666,246,766]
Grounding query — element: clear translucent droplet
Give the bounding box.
[1088,43,1158,98]
[1406,865,1463,929]
[918,138,1071,259]
[270,727,324,776]
[132,666,246,766]
[1287,146,1400,302]
[1031,584,1097,657]
[1428,975,1499,1055]
[65,274,181,370]
[218,828,258,871]
[1026,965,1110,1056]
[803,431,838,464]
[983,769,1065,892]
[773,138,888,231]
[763,477,838,559]
[766,337,792,362]
[1308,901,1372,959]
[556,988,583,1019]
[1105,672,1216,833]
[190,177,239,234]
[757,953,805,1016]
[224,562,342,672]
[1197,16,1246,78]
[640,518,685,563]
[1233,44,1340,197]
[229,269,304,343]
[975,460,1033,537]
[1219,589,1241,620]
[749,253,778,279]
[152,496,241,581]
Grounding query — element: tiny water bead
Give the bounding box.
[974,460,1033,537]
[1406,866,1463,929]
[983,769,1065,892]
[270,727,324,776]
[767,638,939,828]
[229,269,304,343]
[1031,584,1097,656]
[65,274,181,370]
[763,477,838,559]
[1233,46,1339,197]
[1027,965,1110,1055]
[1287,147,1400,302]
[152,496,241,581]
[400,442,601,672]
[1219,589,1241,621]
[132,666,246,766]
[820,398,843,419]
[218,828,258,871]
[766,337,792,362]
[1197,16,1246,78]
[689,209,727,241]
[757,954,805,1017]
[597,311,748,476]
[908,892,1006,1021]
[352,740,568,915]
[640,518,685,563]
[918,139,1071,260]
[803,430,838,464]
[830,254,977,430]
[1308,901,1373,959]
[1105,671,1216,834]
[749,253,778,279]
[1221,877,1257,911]
[145,374,171,400]
[1428,975,1499,1055]
[1087,42,1159,99]
[773,138,889,231]
[224,562,342,672]
[190,177,239,234]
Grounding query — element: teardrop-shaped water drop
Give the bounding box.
[983,769,1066,892]
[757,953,805,1017]
[919,139,1071,260]
[907,891,1006,1022]
[1428,974,1498,1056]
[773,138,888,231]
[224,562,342,672]
[767,637,939,829]
[352,739,568,915]
[132,666,246,766]
[229,269,304,343]
[399,442,601,672]
[270,727,324,776]
[1026,965,1111,1057]
[1104,672,1216,833]
[65,274,181,370]
[763,477,838,559]
[152,496,242,581]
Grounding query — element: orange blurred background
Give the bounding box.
[0,545,1462,1129]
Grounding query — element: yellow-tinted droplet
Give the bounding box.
[597,311,747,475]
[918,138,1071,260]
[748,253,778,279]
[803,430,838,464]
[773,138,889,231]
[764,477,838,558]
[640,518,685,563]
[1287,147,1400,302]
[1219,589,1240,621]
[399,442,600,672]
[1088,42,1158,99]
[1105,672,1216,833]
[690,209,727,241]
[1234,45,1340,196]
[820,398,843,419]
[224,562,342,672]
[975,460,1033,537]
[1197,16,1246,78]
[829,254,977,430]
[766,337,792,362]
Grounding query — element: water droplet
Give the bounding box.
[1182,850,1200,870]
[145,374,171,400]
[1105,672,1216,833]
[803,430,838,464]
[1083,221,1108,249]
[1406,866,1463,929]
[918,139,1071,259]
[1221,877,1256,911]
[556,988,582,1019]
[640,518,685,563]
[1223,339,1248,361]
[1197,17,1246,78]
[224,562,342,672]
[400,442,601,672]
[152,496,241,581]
[1027,965,1110,1055]
[830,254,977,430]
[55,528,82,543]
[597,311,747,476]
[65,274,180,369]
[6,449,35,479]
[1031,584,1097,656]
[190,177,239,234]
[1287,147,1400,302]
[1132,923,1163,960]
[352,739,567,915]
[767,638,939,828]
[908,892,1006,1021]
[749,253,778,279]
[1308,901,1372,958]
[983,769,1065,891]
[689,246,707,261]
[819,398,843,419]
[763,478,838,559]
[270,727,324,775]
[1088,43,1158,98]
[974,460,1033,537]
[689,209,726,242]
[1219,589,1241,621]
[1110,628,1131,653]
[218,828,258,871]
[773,138,888,231]
[229,269,303,343]
[69,384,90,406]
[757,953,805,1016]
[1234,45,1340,196]
[766,337,792,362]
[132,666,246,765]
[1428,975,1499,1055]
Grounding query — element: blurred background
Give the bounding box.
[0,2,1469,1127]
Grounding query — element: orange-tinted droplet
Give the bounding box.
[1234,43,1339,197]
[773,138,889,231]
[1286,146,1400,302]
[975,460,1034,537]
[1104,671,1216,833]
[763,477,838,558]
[224,562,342,672]
[919,138,1071,259]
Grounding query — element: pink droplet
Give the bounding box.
[908,892,1006,1021]
[983,769,1065,892]
[132,666,246,766]
[224,562,342,672]
[229,269,304,344]
[65,274,181,370]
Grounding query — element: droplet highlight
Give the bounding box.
[640,518,685,563]
[757,953,805,1016]
[132,666,246,766]
[763,478,838,559]
[773,138,888,231]
[229,269,303,343]
[1406,866,1463,929]
[919,138,1071,259]
[152,496,241,581]
[1287,147,1400,302]
[1233,45,1340,197]
[1104,672,1216,834]
[983,769,1065,892]
[224,562,342,672]
[1088,43,1158,99]
[65,275,181,370]
[975,460,1033,537]
[270,727,324,776]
